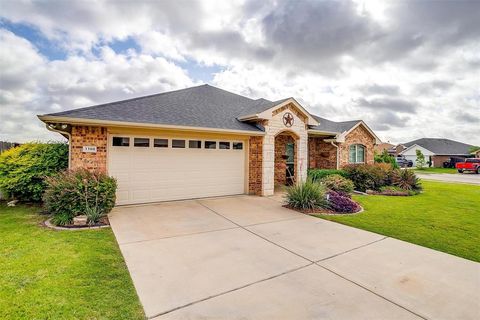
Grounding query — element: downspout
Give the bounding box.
[329,140,340,169]
[45,123,72,169]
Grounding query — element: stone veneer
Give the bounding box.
[70,126,108,172]
[308,137,337,169]
[338,124,375,167]
[248,136,263,195]
[262,103,308,196]
[274,134,296,186]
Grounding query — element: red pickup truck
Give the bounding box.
[456,158,480,174]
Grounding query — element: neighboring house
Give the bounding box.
[474,149,480,158]
[374,142,395,155]
[399,138,474,167]
[38,84,380,205]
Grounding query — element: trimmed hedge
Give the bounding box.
[0,142,68,201]
[43,169,117,226]
[308,169,348,182]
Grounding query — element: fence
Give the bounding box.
[0,141,21,154]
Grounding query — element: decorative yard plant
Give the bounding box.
[327,191,361,213]
[43,169,117,226]
[307,169,348,182]
[286,179,328,210]
[320,174,354,194]
[0,142,68,202]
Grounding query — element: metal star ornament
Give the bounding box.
[283,112,294,127]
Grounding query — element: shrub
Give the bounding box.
[286,179,328,210]
[374,150,399,169]
[308,169,347,182]
[320,174,354,194]
[43,169,117,226]
[327,191,361,213]
[391,169,422,191]
[0,142,68,202]
[343,164,388,192]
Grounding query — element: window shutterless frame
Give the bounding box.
[154,138,168,148]
[189,140,202,148]
[205,141,217,149]
[172,139,186,148]
[232,142,243,150]
[112,137,130,146]
[134,138,150,147]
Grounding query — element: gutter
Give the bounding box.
[45,123,72,169]
[37,115,266,136]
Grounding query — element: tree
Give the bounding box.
[468,146,480,154]
[416,149,426,170]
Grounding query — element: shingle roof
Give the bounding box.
[42,84,361,135]
[403,138,474,155]
[43,84,278,132]
[310,115,361,133]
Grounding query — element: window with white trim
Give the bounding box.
[349,144,365,163]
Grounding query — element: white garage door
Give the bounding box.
[108,135,246,205]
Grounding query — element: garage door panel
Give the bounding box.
[109,136,246,205]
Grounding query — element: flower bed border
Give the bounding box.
[283,204,364,216]
[43,217,110,231]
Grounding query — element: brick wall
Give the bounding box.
[308,137,337,169]
[339,125,375,167]
[248,136,263,195]
[274,134,295,185]
[70,126,108,172]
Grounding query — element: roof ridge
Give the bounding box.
[44,84,209,116]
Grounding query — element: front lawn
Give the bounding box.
[0,204,144,319]
[415,167,457,174]
[317,181,480,262]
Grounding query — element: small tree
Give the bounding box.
[416,149,426,169]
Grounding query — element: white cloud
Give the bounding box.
[0,0,479,145]
[0,30,195,143]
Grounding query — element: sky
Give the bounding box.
[0,0,479,145]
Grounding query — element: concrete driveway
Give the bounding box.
[416,172,480,185]
[109,196,480,320]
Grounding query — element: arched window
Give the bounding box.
[349,144,365,163]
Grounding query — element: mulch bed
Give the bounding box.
[43,216,110,230]
[283,204,363,216]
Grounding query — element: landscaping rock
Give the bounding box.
[73,215,88,226]
[7,200,18,207]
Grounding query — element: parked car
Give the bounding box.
[443,157,464,168]
[456,158,480,174]
[395,156,413,168]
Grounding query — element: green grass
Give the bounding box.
[414,167,457,174]
[317,181,480,262]
[0,203,144,320]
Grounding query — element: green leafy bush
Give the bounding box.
[286,179,328,210]
[43,169,117,226]
[391,169,422,192]
[0,142,68,201]
[308,169,348,182]
[320,174,354,194]
[374,149,399,169]
[343,164,389,192]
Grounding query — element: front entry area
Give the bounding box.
[108,134,246,205]
[274,132,298,187]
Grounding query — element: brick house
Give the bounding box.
[398,138,475,167]
[39,85,381,205]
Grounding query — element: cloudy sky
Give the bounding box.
[1,0,479,145]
